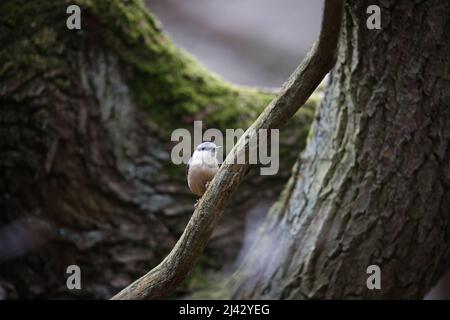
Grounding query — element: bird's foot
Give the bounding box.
[205,181,210,189]
[194,199,200,209]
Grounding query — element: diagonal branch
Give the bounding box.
[111,0,344,300]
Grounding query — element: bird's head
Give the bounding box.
[195,142,221,157]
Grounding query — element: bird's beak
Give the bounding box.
[216,146,222,149]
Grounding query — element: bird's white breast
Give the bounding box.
[187,151,219,196]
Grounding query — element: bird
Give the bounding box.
[186,142,221,207]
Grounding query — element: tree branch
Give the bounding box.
[111,0,344,300]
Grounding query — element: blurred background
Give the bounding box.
[146,0,322,88]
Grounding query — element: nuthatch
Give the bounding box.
[186,142,221,203]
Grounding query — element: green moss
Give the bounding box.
[72,0,296,134]
[1,0,320,191]
[2,0,318,138]
[0,1,73,98]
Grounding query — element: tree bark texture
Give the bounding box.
[231,0,450,299]
[0,0,318,299]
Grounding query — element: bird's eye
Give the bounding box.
[201,147,205,151]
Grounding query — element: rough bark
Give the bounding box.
[231,0,450,299]
[0,0,317,299]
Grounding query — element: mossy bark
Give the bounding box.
[231,0,450,299]
[0,0,317,298]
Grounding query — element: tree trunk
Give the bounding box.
[231,0,450,299]
[0,0,317,299]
